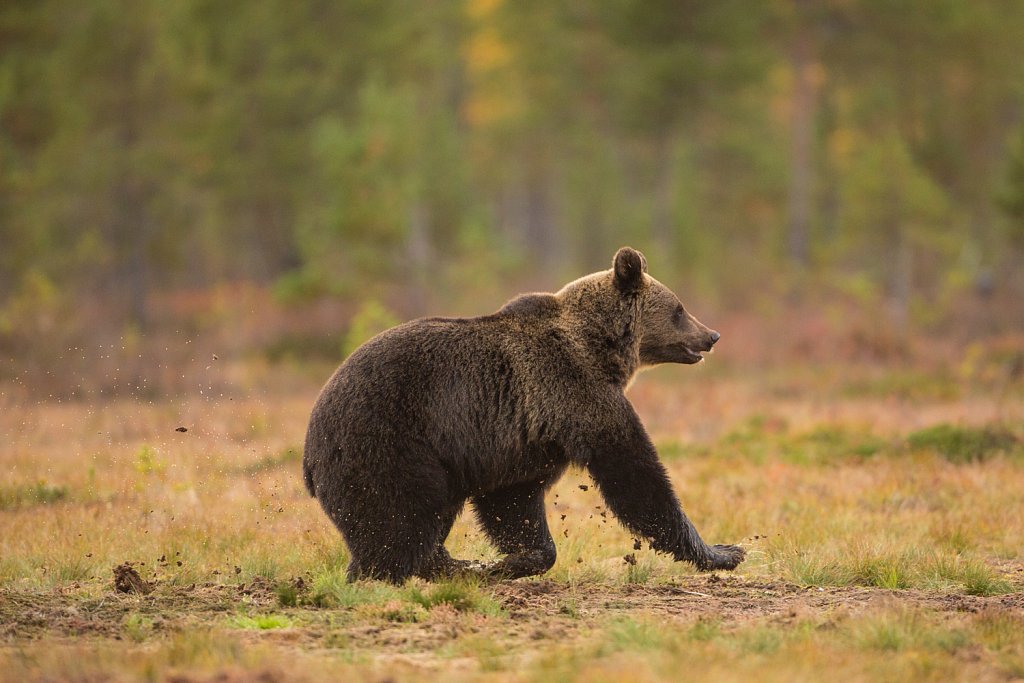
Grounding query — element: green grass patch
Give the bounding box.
[308,569,403,608]
[781,550,846,587]
[133,444,166,476]
[122,613,155,642]
[377,600,428,623]
[235,447,302,475]
[734,625,785,654]
[276,582,299,607]
[849,609,970,654]
[406,577,504,616]
[229,613,293,630]
[770,426,889,465]
[774,542,1014,595]
[306,567,503,616]
[52,557,93,583]
[656,439,701,460]
[444,635,510,671]
[622,555,656,585]
[0,480,69,510]
[842,370,962,401]
[241,553,282,581]
[601,617,670,653]
[907,423,1018,463]
[687,617,722,642]
[165,628,246,668]
[849,551,916,589]
[927,555,1014,596]
[669,418,1020,467]
[710,418,889,465]
[974,610,1024,651]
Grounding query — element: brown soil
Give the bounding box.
[113,562,154,595]
[3,574,1021,648]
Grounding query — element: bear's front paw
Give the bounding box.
[701,544,745,571]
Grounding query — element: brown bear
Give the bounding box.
[303,247,745,583]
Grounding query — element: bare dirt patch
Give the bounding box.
[492,574,1024,628]
[3,573,1021,650]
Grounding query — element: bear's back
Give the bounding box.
[313,296,572,433]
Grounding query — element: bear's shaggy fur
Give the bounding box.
[303,247,745,582]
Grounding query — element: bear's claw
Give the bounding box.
[701,544,746,571]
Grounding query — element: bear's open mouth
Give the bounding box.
[680,347,704,364]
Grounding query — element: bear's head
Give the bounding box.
[611,247,720,367]
[555,247,720,382]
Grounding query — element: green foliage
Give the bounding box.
[998,121,1024,244]
[1,0,1023,341]
[262,333,342,363]
[0,481,69,510]
[0,269,62,338]
[907,424,1018,463]
[341,299,400,358]
[133,445,166,476]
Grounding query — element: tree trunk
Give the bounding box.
[652,130,677,258]
[787,10,816,269]
[523,157,558,274]
[405,199,431,315]
[890,224,912,331]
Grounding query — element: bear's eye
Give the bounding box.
[673,306,684,324]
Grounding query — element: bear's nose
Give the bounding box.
[709,330,721,345]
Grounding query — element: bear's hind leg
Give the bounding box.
[473,479,556,579]
[343,511,450,583]
[320,474,454,584]
[413,504,471,580]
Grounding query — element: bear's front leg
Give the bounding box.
[581,404,745,572]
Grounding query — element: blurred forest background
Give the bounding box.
[2,0,1024,397]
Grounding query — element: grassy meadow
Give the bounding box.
[1,342,1023,682]
[5,1,1024,679]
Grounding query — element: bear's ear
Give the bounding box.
[612,247,647,293]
